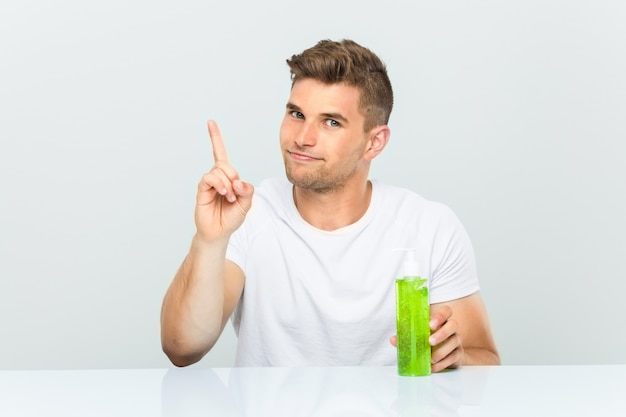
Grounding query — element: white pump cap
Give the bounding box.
[394,248,423,279]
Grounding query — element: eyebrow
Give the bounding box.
[286,102,349,124]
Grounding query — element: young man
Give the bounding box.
[161,39,500,371]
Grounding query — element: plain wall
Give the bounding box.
[1,0,625,369]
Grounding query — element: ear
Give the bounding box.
[364,125,390,161]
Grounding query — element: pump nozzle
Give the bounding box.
[392,248,421,279]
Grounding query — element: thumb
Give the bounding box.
[233,179,254,198]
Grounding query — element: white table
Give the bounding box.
[1,365,625,416]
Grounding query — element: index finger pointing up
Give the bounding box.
[207,120,229,162]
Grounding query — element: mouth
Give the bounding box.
[287,150,322,162]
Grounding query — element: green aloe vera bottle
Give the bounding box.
[395,249,431,376]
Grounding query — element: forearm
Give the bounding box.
[160,234,229,366]
[462,347,501,366]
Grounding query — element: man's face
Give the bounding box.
[279,78,372,193]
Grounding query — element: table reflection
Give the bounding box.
[161,366,490,417]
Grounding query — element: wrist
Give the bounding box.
[191,233,230,254]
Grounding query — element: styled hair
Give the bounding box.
[286,39,394,132]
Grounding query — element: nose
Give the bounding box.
[294,121,316,148]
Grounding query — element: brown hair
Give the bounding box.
[286,39,393,132]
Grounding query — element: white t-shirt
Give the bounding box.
[226,177,479,366]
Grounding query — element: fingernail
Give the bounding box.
[429,335,436,345]
[228,194,236,202]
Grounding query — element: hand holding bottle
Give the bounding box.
[428,305,463,372]
[390,305,463,373]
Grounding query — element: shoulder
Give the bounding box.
[372,180,459,224]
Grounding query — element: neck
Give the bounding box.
[293,180,372,231]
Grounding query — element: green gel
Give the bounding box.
[396,277,431,376]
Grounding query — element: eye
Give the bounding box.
[324,119,341,128]
[290,111,304,119]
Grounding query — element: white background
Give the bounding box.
[1,0,625,370]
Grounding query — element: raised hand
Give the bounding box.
[194,120,254,243]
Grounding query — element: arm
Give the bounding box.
[429,291,500,371]
[160,120,254,367]
[160,242,245,366]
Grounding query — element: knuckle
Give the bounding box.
[213,160,231,172]
[202,170,217,182]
